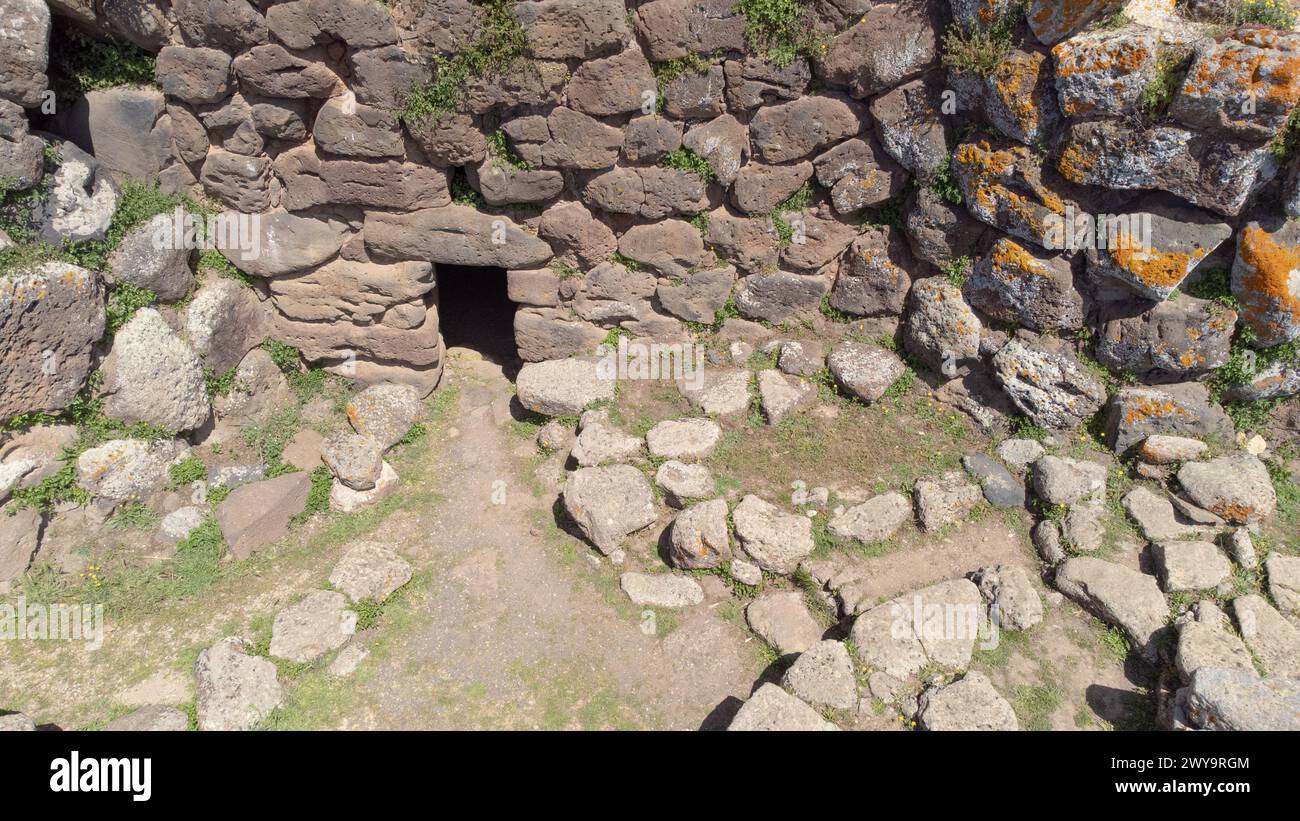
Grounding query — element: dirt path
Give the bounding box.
[327,350,765,730]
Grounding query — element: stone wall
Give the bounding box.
[3,0,1300,419]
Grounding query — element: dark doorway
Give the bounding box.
[435,264,519,368]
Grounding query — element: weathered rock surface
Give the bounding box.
[732,494,815,574]
[269,590,357,663]
[1055,557,1169,658]
[746,591,822,656]
[919,672,1018,731]
[563,465,657,556]
[194,637,282,731]
[728,682,837,731]
[0,262,104,422]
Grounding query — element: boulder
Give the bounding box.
[1176,608,1257,681]
[749,95,862,164]
[1231,220,1300,347]
[1181,667,1300,731]
[516,358,614,416]
[781,640,857,711]
[871,73,952,180]
[566,45,656,116]
[345,383,422,450]
[562,464,657,556]
[64,87,172,182]
[972,564,1042,631]
[233,44,339,98]
[107,217,193,302]
[220,210,348,278]
[215,472,312,560]
[734,271,826,325]
[850,578,984,675]
[667,497,731,569]
[269,589,356,663]
[1051,26,1159,118]
[194,637,282,731]
[635,0,745,62]
[1170,28,1300,141]
[829,492,912,544]
[918,672,1018,731]
[681,368,751,417]
[517,0,629,59]
[645,419,721,459]
[913,471,982,532]
[329,541,413,603]
[682,113,749,185]
[1153,541,1231,593]
[100,308,210,433]
[830,226,914,317]
[619,572,705,608]
[174,0,269,52]
[1137,435,1208,465]
[1055,557,1169,659]
[819,1,940,98]
[1103,383,1232,454]
[1122,486,1207,542]
[321,433,383,491]
[953,139,1074,248]
[756,369,813,424]
[654,460,716,508]
[1031,454,1106,506]
[731,161,813,214]
[827,341,907,403]
[0,262,104,421]
[965,238,1084,332]
[365,206,552,269]
[1027,0,1125,45]
[951,47,1060,145]
[76,438,189,505]
[156,46,232,104]
[904,277,982,374]
[1087,203,1233,301]
[723,55,810,111]
[727,682,837,731]
[1057,120,1273,218]
[0,0,50,107]
[746,591,822,656]
[961,453,1025,509]
[276,147,447,212]
[1177,453,1277,524]
[732,494,815,574]
[1095,295,1237,379]
[1232,594,1300,678]
[570,421,643,467]
[992,337,1107,431]
[184,280,270,374]
[37,142,119,244]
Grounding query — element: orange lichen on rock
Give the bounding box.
[1236,225,1300,344]
[1057,142,1095,183]
[1109,239,1207,289]
[991,238,1049,277]
[990,50,1049,136]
